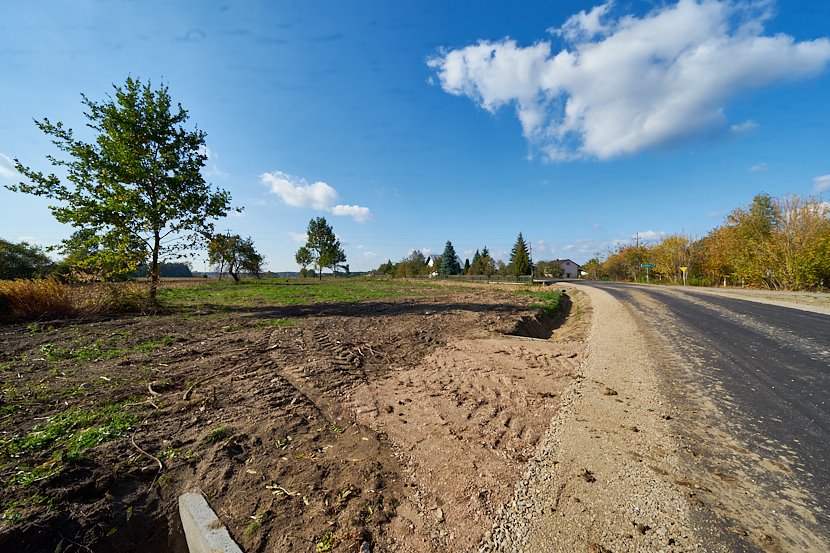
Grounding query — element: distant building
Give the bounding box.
[426,255,440,277]
[553,259,581,279]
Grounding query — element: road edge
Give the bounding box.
[483,283,705,552]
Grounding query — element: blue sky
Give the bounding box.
[1,0,829,272]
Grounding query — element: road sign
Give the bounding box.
[680,266,688,286]
[680,266,688,273]
[640,263,655,268]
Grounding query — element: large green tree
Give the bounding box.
[439,241,461,276]
[301,217,345,280]
[0,239,54,280]
[208,234,263,282]
[8,77,235,302]
[508,233,533,276]
[295,246,313,278]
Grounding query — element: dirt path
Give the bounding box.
[483,283,708,552]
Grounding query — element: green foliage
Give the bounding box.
[209,234,264,282]
[470,246,496,276]
[391,250,428,277]
[516,289,562,318]
[301,217,346,279]
[509,233,532,276]
[316,531,337,552]
[375,259,395,276]
[295,246,313,275]
[204,425,231,444]
[8,77,235,300]
[594,193,830,290]
[131,261,193,278]
[534,260,565,278]
[0,405,137,486]
[439,241,461,276]
[0,239,54,280]
[580,258,603,280]
[255,318,295,328]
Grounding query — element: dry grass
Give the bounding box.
[0,279,75,319]
[0,279,152,320]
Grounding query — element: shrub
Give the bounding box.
[77,282,153,315]
[0,279,75,319]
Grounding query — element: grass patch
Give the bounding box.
[255,318,295,328]
[515,288,562,318]
[38,340,128,363]
[132,335,176,352]
[0,404,137,486]
[158,277,441,310]
[204,425,231,444]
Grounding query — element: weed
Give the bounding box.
[245,512,268,535]
[1,503,22,525]
[133,335,176,352]
[0,279,74,320]
[204,425,231,444]
[0,363,10,372]
[0,404,137,486]
[39,340,127,363]
[316,530,337,552]
[516,289,562,317]
[276,435,292,450]
[256,318,295,328]
[26,322,55,334]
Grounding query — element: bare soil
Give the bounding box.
[0,284,589,552]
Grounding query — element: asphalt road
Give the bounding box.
[579,282,829,546]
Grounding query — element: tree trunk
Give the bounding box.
[149,232,161,304]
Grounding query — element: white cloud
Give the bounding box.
[331,204,373,223]
[748,163,770,172]
[289,232,308,244]
[534,240,551,254]
[730,120,759,134]
[262,171,339,210]
[551,1,614,42]
[199,146,228,178]
[428,0,830,160]
[637,230,667,242]
[362,251,378,258]
[261,171,373,222]
[0,153,18,179]
[813,174,830,193]
[563,244,575,251]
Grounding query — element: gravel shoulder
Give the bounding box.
[485,283,706,552]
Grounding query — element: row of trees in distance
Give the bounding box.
[372,233,546,278]
[582,193,830,291]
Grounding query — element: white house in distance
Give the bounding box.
[553,259,580,278]
[426,255,439,277]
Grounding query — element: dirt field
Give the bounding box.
[0,280,589,552]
